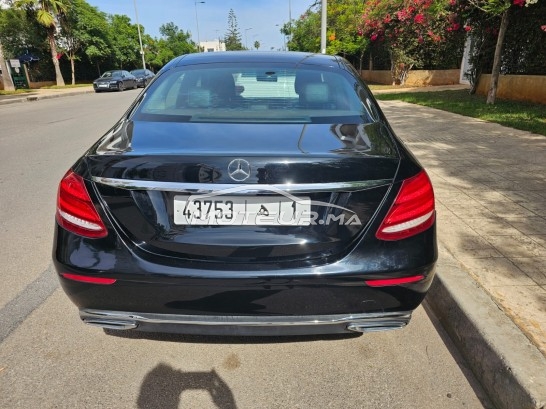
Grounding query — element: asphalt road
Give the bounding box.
[0,91,493,408]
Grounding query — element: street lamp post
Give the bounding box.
[133,0,146,70]
[320,0,327,54]
[275,24,286,51]
[244,28,252,50]
[194,1,205,52]
[215,29,221,52]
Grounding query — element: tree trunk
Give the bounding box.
[70,54,75,85]
[0,41,15,91]
[487,9,509,104]
[47,27,65,87]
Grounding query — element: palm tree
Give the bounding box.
[0,40,15,91]
[14,0,67,86]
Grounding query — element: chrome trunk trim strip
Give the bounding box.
[91,177,392,194]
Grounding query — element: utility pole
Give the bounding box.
[195,1,205,52]
[320,0,327,54]
[133,0,146,70]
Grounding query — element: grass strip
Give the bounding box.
[374,89,546,136]
[41,84,92,89]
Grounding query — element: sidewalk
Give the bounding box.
[2,85,545,408]
[0,86,94,106]
[378,98,546,409]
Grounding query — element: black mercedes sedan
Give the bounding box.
[54,52,437,336]
[93,70,137,92]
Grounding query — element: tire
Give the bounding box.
[133,81,138,89]
[118,82,124,92]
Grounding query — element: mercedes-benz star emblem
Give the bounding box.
[227,159,251,182]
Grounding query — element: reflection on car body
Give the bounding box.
[130,68,155,88]
[54,52,437,336]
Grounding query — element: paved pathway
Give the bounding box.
[380,100,546,357]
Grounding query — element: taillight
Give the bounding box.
[56,171,107,238]
[61,273,116,285]
[365,275,425,287]
[376,170,435,241]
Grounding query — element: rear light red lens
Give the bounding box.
[61,273,116,285]
[56,171,107,238]
[376,170,435,241]
[365,275,425,287]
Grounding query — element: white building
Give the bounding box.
[200,40,226,53]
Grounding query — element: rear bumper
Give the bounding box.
[80,309,412,336]
[53,222,437,335]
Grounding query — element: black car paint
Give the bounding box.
[54,52,437,335]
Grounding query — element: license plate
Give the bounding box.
[98,84,108,88]
[174,195,311,226]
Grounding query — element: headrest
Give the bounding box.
[186,88,212,108]
[303,83,329,103]
[294,71,323,95]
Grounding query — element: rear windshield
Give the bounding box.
[134,64,375,124]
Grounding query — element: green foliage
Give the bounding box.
[13,0,69,85]
[59,0,112,80]
[107,14,141,69]
[325,0,369,63]
[145,22,195,70]
[375,90,546,136]
[0,7,44,57]
[448,0,546,94]
[502,0,546,75]
[14,0,67,28]
[224,9,244,51]
[284,6,321,52]
[286,0,370,64]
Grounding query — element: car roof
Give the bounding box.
[165,52,346,70]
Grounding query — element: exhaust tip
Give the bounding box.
[347,321,409,333]
[83,319,138,330]
[346,314,411,332]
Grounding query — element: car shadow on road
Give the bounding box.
[137,363,237,408]
[422,300,495,409]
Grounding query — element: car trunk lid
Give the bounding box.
[86,120,399,263]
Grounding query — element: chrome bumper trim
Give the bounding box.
[91,177,391,194]
[80,309,412,334]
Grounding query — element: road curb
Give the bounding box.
[0,89,94,106]
[427,244,546,409]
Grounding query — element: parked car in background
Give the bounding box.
[54,52,437,336]
[130,68,155,88]
[93,70,137,92]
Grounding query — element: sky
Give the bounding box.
[86,0,314,51]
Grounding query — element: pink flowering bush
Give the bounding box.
[360,0,463,84]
